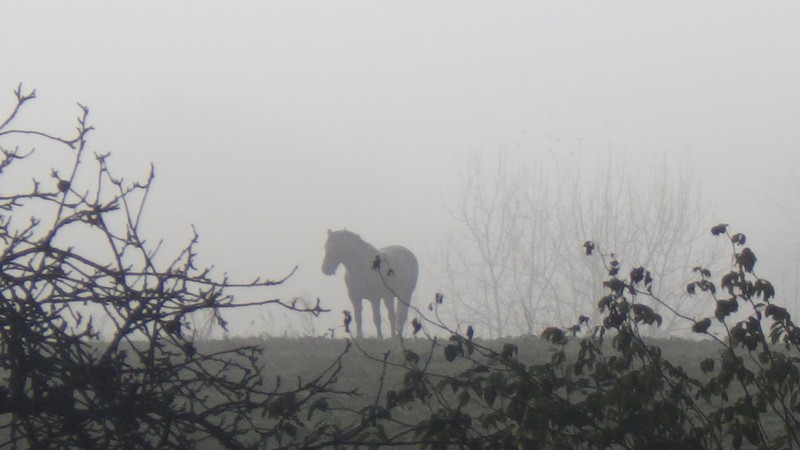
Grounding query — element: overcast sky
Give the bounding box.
[2,2,799,336]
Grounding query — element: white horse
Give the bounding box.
[321,229,418,338]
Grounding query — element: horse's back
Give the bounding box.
[378,245,418,294]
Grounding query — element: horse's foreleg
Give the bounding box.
[351,297,364,338]
[384,297,397,338]
[370,299,383,339]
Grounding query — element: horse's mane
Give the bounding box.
[337,229,362,241]
[333,229,366,243]
[331,229,378,254]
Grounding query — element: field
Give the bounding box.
[197,334,729,448]
[217,334,719,392]
[0,332,782,449]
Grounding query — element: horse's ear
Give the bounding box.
[327,229,332,236]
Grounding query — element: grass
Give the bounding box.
[206,334,799,449]
[198,334,728,445]
[216,334,720,397]
[0,333,781,448]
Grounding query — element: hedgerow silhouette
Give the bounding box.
[3,85,799,449]
[370,224,799,449]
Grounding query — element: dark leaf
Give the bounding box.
[700,358,715,373]
[630,267,645,284]
[711,223,728,236]
[631,303,650,316]
[765,304,789,321]
[501,343,518,359]
[736,248,757,273]
[541,327,567,345]
[754,279,775,302]
[603,279,627,294]
[631,304,659,326]
[698,280,716,294]
[404,350,420,364]
[343,310,352,333]
[731,233,747,246]
[721,271,740,292]
[693,266,711,278]
[692,318,712,333]
[444,344,459,362]
[598,294,614,311]
[608,259,620,276]
[411,318,422,335]
[714,298,738,321]
[603,311,625,329]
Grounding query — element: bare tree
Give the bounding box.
[441,155,523,338]
[0,85,361,448]
[440,151,717,338]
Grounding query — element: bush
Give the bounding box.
[377,224,800,449]
[0,85,350,449]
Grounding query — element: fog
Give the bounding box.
[2,2,799,337]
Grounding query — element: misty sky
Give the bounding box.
[2,2,799,336]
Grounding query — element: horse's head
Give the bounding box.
[322,229,373,276]
[321,229,342,275]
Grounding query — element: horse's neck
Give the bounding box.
[339,239,378,271]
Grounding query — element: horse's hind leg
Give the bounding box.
[396,295,410,337]
[370,299,383,339]
[384,297,397,338]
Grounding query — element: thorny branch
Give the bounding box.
[0,86,353,449]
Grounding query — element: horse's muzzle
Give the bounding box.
[321,264,337,276]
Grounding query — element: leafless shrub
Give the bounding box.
[0,85,355,449]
